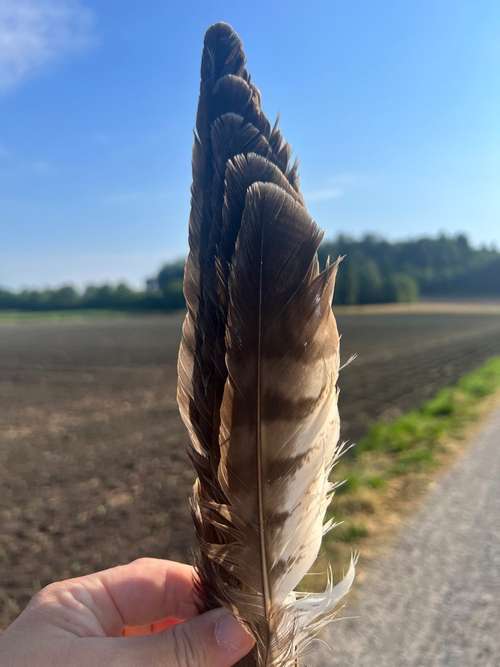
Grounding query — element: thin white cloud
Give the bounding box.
[305,185,344,203]
[102,190,173,205]
[0,0,95,91]
[305,172,365,203]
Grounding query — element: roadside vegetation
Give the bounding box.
[325,356,500,568]
[0,309,137,322]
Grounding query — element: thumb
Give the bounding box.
[108,608,254,667]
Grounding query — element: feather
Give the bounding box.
[177,22,354,666]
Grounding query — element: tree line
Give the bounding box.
[319,233,499,304]
[1,234,498,312]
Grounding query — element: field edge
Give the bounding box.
[320,356,500,579]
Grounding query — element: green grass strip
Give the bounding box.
[358,356,500,465]
[0,309,154,323]
[327,356,500,551]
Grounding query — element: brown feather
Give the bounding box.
[177,23,354,666]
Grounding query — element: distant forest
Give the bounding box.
[2,234,499,311]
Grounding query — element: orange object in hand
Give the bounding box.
[121,616,183,637]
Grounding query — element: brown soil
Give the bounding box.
[2,310,500,627]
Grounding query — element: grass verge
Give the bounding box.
[0,309,160,323]
[324,356,500,572]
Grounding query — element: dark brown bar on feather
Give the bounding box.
[176,21,353,667]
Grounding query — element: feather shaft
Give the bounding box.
[177,22,355,666]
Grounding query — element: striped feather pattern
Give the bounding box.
[177,22,354,666]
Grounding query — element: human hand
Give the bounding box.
[0,558,254,666]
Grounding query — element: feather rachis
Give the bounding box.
[178,22,354,665]
[213,184,342,663]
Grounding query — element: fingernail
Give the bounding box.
[215,611,253,653]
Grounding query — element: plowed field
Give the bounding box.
[2,307,500,626]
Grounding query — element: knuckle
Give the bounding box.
[39,580,61,595]
[24,583,61,617]
[31,580,63,604]
[131,556,157,569]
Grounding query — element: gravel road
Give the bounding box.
[314,408,500,667]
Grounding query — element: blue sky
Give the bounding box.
[1,0,499,289]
